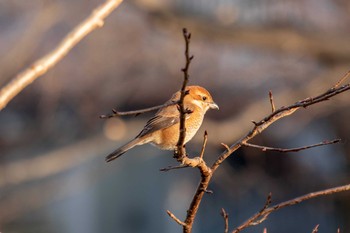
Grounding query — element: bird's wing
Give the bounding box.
[136,102,192,138]
[136,115,179,138]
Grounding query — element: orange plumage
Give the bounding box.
[106,86,218,162]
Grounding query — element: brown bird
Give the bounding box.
[106,86,218,162]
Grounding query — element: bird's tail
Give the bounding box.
[105,137,145,162]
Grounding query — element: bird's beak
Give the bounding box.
[209,102,219,110]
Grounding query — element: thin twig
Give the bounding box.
[251,120,259,126]
[0,0,124,111]
[221,208,229,233]
[221,143,231,152]
[159,164,189,172]
[311,224,319,233]
[251,193,272,225]
[333,71,350,89]
[269,91,276,113]
[167,210,186,227]
[242,139,341,153]
[99,101,178,118]
[199,131,208,159]
[232,184,350,233]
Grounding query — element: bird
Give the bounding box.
[105,85,219,162]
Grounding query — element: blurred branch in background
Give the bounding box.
[138,1,350,65]
[0,0,124,110]
[0,2,61,85]
[0,135,108,188]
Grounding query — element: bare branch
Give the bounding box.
[165,28,213,233]
[173,28,213,233]
[167,29,350,233]
[0,0,124,111]
[268,91,276,113]
[167,210,186,227]
[221,208,229,233]
[184,171,212,232]
[232,184,350,233]
[176,28,193,160]
[212,81,350,171]
[242,139,341,153]
[100,101,178,119]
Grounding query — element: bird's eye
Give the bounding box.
[202,96,207,101]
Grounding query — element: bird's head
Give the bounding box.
[185,86,219,112]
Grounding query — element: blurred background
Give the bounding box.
[1,0,350,232]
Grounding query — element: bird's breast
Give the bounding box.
[184,112,204,142]
[150,111,204,150]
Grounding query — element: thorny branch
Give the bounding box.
[0,0,124,111]
[232,184,350,233]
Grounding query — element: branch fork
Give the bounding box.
[99,27,350,233]
[164,29,350,233]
